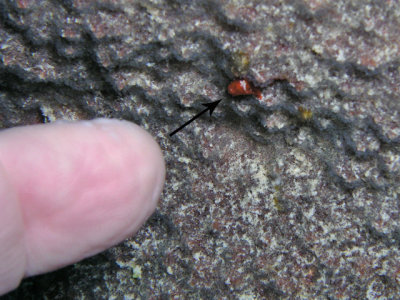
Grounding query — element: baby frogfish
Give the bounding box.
[227,79,262,100]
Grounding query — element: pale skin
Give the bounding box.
[0,119,165,295]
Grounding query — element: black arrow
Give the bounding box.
[169,99,222,136]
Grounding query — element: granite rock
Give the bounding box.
[1,0,400,298]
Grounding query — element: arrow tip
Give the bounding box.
[202,99,222,116]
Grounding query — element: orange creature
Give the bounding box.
[227,79,262,100]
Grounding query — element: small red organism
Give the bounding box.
[227,79,262,100]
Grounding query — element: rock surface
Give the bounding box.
[1,0,400,298]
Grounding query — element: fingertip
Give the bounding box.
[94,118,166,235]
[90,118,166,219]
[0,118,165,278]
[0,162,25,296]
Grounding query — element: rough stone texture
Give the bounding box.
[1,0,400,299]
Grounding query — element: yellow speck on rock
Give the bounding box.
[298,106,313,121]
[231,50,250,76]
[273,195,284,212]
[131,265,142,279]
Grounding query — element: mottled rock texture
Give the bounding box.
[1,0,400,299]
